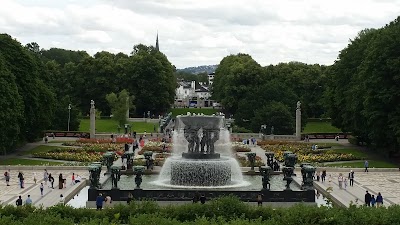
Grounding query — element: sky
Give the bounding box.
[1,0,399,68]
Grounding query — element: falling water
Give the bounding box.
[154,116,249,189]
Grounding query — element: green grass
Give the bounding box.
[79,119,157,133]
[329,148,369,158]
[323,160,398,168]
[0,158,64,166]
[303,121,342,133]
[19,145,62,156]
[170,108,220,117]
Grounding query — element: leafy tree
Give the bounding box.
[125,44,176,116]
[0,53,24,154]
[106,89,134,126]
[0,34,56,141]
[41,48,89,66]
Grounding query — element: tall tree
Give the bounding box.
[0,53,24,154]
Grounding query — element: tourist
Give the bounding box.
[364,160,369,172]
[43,169,49,185]
[96,193,104,210]
[321,170,326,183]
[376,192,383,207]
[33,172,37,184]
[328,174,332,187]
[257,193,263,206]
[200,194,206,204]
[348,170,355,186]
[75,175,81,184]
[344,178,348,190]
[40,183,44,196]
[105,195,112,208]
[59,194,65,205]
[365,191,372,206]
[371,194,376,207]
[48,173,55,189]
[316,171,320,182]
[127,193,134,204]
[338,173,343,189]
[17,171,24,188]
[25,195,32,205]
[59,173,64,189]
[15,196,23,206]
[71,173,75,185]
[4,169,10,186]
[44,135,48,144]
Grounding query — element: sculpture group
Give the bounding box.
[184,127,219,154]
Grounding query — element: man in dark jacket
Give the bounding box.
[365,191,372,206]
[15,196,22,206]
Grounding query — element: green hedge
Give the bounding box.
[1,196,400,224]
[307,118,332,122]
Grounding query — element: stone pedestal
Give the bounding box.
[295,101,301,140]
[90,100,96,139]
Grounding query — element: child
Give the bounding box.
[371,195,376,207]
[344,177,348,190]
[40,183,44,196]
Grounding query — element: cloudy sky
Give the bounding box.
[1,0,399,68]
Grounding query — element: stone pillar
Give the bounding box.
[90,100,96,139]
[295,101,301,140]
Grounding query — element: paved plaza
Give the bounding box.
[0,168,90,208]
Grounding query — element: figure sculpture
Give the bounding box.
[260,166,272,190]
[111,165,121,189]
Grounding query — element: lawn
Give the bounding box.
[303,121,342,133]
[323,160,398,168]
[170,108,220,117]
[79,119,157,133]
[0,158,64,166]
[329,148,369,158]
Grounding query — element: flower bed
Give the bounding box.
[235,154,264,167]
[138,141,172,154]
[33,143,124,162]
[258,140,361,163]
[75,137,134,144]
[232,142,251,152]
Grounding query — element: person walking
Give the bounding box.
[348,170,355,186]
[48,173,55,189]
[43,169,49,185]
[58,173,64,189]
[17,172,24,188]
[33,172,37,184]
[344,178,348,190]
[376,192,383,207]
[71,173,75,185]
[338,173,344,189]
[200,194,206,204]
[96,193,104,210]
[364,160,369,172]
[371,195,376,207]
[25,195,32,205]
[15,196,23,206]
[257,193,263,206]
[40,183,44,196]
[4,170,10,186]
[321,170,326,183]
[365,191,372,207]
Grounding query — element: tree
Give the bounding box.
[106,89,133,126]
[0,53,24,154]
[0,34,56,142]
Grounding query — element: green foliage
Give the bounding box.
[106,89,132,126]
[3,198,400,224]
[325,16,400,154]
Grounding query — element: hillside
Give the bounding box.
[178,65,218,74]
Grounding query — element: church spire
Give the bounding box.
[156,32,159,51]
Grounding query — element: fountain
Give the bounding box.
[154,114,248,188]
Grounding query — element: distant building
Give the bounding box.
[174,81,214,107]
[208,72,215,86]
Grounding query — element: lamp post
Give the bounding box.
[68,104,71,131]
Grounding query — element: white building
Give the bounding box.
[174,81,213,107]
[208,72,215,86]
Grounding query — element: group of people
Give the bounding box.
[365,191,384,207]
[242,137,257,146]
[95,193,113,210]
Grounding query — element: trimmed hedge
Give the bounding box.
[1,196,400,224]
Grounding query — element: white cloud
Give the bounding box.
[0,0,399,68]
